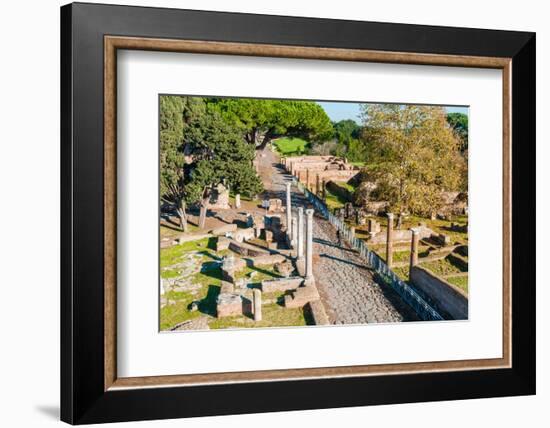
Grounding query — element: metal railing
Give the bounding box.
[294,179,443,321]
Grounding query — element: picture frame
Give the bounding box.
[61,2,535,424]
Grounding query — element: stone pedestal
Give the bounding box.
[253,289,262,321]
[297,207,304,259]
[409,228,420,278]
[386,213,394,268]
[235,193,241,208]
[291,216,298,247]
[285,182,292,240]
[216,294,243,318]
[305,209,314,279]
[316,174,320,195]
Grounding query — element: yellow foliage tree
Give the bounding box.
[360,104,466,219]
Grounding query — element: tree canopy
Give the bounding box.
[446,112,468,152]
[208,98,334,149]
[160,96,263,230]
[360,104,466,217]
[331,119,367,161]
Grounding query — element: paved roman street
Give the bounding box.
[257,148,418,324]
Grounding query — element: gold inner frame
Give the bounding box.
[104,35,512,391]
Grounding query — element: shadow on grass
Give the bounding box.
[199,265,223,282]
[241,296,253,319]
[198,285,221,317]
[302,303,317,326]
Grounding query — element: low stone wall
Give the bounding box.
[368,225,433,244]
[250,254,286,267]
[284,284,320,308]
[447,253,469,271]
[210,224,237,236]
[228,240,270,257]
[410,266,468,320]
[161,232,212,248]
[317,170,359,183]
[306,300,330,325]
[261,277,303,293]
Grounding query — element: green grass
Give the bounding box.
[337,181,356,192]
[208,303,307,329]
[422,258,466,277]
[324,187,349,210]
[160,222,198,239]
[273,137,309,156]
[160,238,216,268]
[392,266,410,281]
[160,238,306,331]
[446,275,469,293]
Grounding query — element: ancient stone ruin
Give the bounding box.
[206,180,328,324]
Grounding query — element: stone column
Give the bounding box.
[409,228,419,277]
[386,213,394,268]
[316,174,320,195]
[285,182,292,240]
[291,216,298,247]
[235,194,241,209]
[253,289,262,321]
[305,209,314,279]
[297,207,304,259]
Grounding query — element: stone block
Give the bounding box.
[216,236,230,251]
[175,233,212,244]
[261,277,303,293]
[234,227,255,243]
[264,229,274,242]
[220,280,234,294]
[216,293,243,318]
[250,254,286,267]
[209,183,230,210]
[284,285,320,308]
[268,198,283,212]
[307,300,330,325]
[433,233,451,246]
[295,258,306,277]
[274,260,295,277]
[211,223,238,236]
[368,219,381,233]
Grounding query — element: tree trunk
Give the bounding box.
[256,130,275,150]
[177,199,188,232]
[198,202,208,230]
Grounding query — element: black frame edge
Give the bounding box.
[60,3,74,425]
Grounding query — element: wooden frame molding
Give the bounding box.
[104,35,512,391]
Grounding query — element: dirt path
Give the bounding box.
[257,147,418,324]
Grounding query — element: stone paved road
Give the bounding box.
[257,147,418,324]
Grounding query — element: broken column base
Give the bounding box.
[216,293,243,318]
[306,300,330,325]
[284,283,320,308]
[295,258,306,277]
[220,280,234,294]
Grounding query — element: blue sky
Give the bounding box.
[317,101,468,123]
